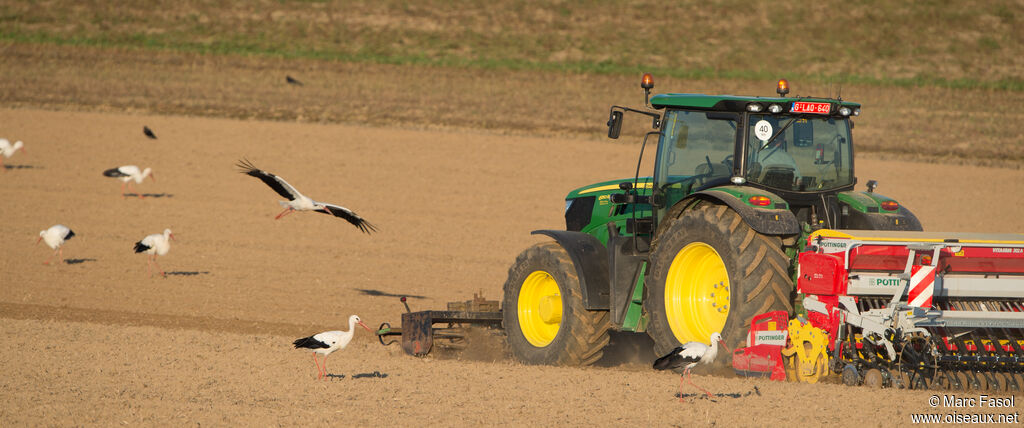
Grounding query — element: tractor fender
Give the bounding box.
[845,205,924,231]
[531,230,610,310]
[678,188,800,235]
[839,191,924,231]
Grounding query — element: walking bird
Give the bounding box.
[653,332,728,401]
[293,315,372,380]
[236,159,377,233]
[143,126,157,139]
[0,138,25,169]
[134,229,174,277]
[103,165,155,198]
[37,224,75,265]
[286,75,303,86]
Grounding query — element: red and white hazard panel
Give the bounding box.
[907,265,937,308]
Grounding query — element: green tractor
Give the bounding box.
[502,75,922,365]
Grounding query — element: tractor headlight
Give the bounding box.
[768,104,783,114]
[839,106,852,116]
[852,107,861,116]
[746,103,763,112]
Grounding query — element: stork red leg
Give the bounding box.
[44,249,60,265]
[274,207,294,220]
[312,353,322,379]
[127,181,143,199]
[678,374,685,403]
[687,369,714,399]
[152,256,165,277]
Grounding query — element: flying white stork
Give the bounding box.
[134,229,174,277]
[236,159,377,234]
[653,332,728,401]
[0,138,25,170]
[103,165,155,199]
[293,315,372,380]
[37,224,75,265]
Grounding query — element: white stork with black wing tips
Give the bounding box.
[37,224,75,265]
[293,315,372,380]
[134,228,174,277]
[236,159,377,234]
[653,332,728,401]
[103,165,155,199]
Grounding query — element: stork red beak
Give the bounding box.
[718,339,730,353]
[358,320,372,332]
[36,236,42,244]
[169,233,175,241]
[149,172,156,183]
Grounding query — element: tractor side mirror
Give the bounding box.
[607,111,623,139]
[866,180,878,193]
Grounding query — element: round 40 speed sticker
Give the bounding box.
[754,120,773,141]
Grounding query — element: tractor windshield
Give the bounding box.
[652,109,739,217]
[745,114,854,192]
[654,110,738,192]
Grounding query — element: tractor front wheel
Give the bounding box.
[646,204,793,362]
[503,241,610,365]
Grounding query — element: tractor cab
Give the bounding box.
[606,76,918,237]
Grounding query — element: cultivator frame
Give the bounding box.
[376,294,502,356]
[797,229,1024,391]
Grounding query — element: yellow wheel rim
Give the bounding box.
[664,242,729,344]
[518,270,562,347]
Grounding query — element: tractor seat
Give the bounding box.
[761,167,796,189]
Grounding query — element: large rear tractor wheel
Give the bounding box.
[646,204,793,362]
[503,241,611,366]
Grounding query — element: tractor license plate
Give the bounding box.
[791,102,831,114]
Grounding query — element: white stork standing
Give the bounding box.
[0,138,25,170]
[103,165,155,199]
[134,229,174,277]
[653,332,729,401]
[37,224,75,265]
[236,159,377,234]
[293,315,373,380]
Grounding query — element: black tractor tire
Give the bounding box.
[646,203,793,363]
[503,241,611,366]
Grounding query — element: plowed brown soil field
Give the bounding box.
[2,108,1022,426]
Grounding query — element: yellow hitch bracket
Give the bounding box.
[781,319,830,383]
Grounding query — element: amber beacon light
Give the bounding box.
[641,73,654,90]
[776,79,790,96]
[641,73,655,105]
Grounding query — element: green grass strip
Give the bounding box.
[3,30,1020,92]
